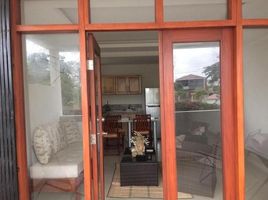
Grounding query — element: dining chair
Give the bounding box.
[135,114,151,119]
[132,115,152,144]
[103,115,125,154]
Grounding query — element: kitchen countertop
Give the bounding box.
[119,117,159,122]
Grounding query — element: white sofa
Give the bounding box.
[30,116,83,193]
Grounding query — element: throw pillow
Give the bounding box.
[47,122,66,153]
[192,126,206,136]
[176,134,186,149]
[60,119,82,144]
[33,127,52,164]
[253,133,268,145]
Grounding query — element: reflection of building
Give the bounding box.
[176,74,206,91]
[175,74,207,102]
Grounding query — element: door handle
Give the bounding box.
[97,132,108,135]
[97,118,105,122]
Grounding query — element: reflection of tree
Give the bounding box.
[27,52,50,84]
[27,52,81,114]
[194,89,207,100]
[60,56,81,114]
[203,62,220,94]
[174,81,187,100]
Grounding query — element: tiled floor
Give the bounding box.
[31,154,268,200]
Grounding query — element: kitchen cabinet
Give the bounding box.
[102,76,116,94]
[128,76,142,94]
[116,76,129,94]
[116,76,141,95]
[102,75,141,95]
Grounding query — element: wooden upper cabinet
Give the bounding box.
[102,76,116,94]
[116,76,129,94]
[102,75,141,95]
[128,76,142,94]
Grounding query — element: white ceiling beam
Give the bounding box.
[101,51,158,58]
[99,42,158,49]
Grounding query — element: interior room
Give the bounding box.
[94,31,164,199]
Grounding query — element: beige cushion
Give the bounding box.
[60,119,81,144]
[33,127,52,164]
[176,135,186,149]
[47,121,66,153]
[30,142,83,179]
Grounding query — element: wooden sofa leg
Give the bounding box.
[31,172,84,198]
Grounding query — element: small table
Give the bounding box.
[120,149,158,186]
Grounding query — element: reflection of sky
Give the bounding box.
[26,40,48,55]
[26,39,80,63]
[59,52,80,62]
[173,45,219,81]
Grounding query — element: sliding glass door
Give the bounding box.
[160,29,237,200]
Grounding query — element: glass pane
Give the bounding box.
[21,0,78,24]
[243,0,268,19]
[22,34,83,199]
[90,0,155,23]
[244,29,268,199]
[173,42,223,199]
[164,0,227,21]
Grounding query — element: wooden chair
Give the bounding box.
[103,115,124,154]
[135,114,151,119]
[132,115,152,144]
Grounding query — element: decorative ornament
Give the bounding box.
[130,131,149,157]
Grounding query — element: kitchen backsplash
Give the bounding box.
[103,103,143,113]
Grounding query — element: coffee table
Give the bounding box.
[120,149,158,186]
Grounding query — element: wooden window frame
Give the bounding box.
[10,0,268,199]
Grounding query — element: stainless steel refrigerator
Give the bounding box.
[145,88,161,139]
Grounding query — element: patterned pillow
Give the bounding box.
[60,119,82,144]
[47,122,67,153]
[176,135,186,149]
[33,127,52,164]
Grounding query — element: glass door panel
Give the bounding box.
[243,28,268,200]
[173,42,223,199]
[94,54,104,200]
[161,29,237,200]
[87,33,104,200]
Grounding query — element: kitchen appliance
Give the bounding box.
[145,88,161,139]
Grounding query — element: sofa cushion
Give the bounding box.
[60,118,82,144]
[30,142,83,179]
[47,121,67,153]
[33,127,53,164]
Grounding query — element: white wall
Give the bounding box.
[244,36,268,134]
[102,63,159,109]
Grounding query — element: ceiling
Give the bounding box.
[26,31,159,65]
